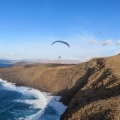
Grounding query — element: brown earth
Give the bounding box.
[0,55,120,120]
[61,55,120,120]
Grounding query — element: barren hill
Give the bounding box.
[61,55,120,120]
[0,55,120,120]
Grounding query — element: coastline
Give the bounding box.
[0,78,67,120]
[0,63,77,105]
[0,55,120,120]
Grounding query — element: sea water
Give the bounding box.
[0,79,67,120]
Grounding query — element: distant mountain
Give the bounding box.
[20,58,82,64]
[0,58,81,67]
[9,58,82,65]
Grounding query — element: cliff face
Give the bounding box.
[0,64,75,93]
[0,55,120,120]
[61,55,120,120]
[0,62,91,104]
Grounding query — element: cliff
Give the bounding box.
[61,55,120,120]
[0,55,120,120]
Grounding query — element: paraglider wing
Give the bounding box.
[51,40,70,48]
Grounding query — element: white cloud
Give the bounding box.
[0,33,117,60]
[116,40,120,45]
[10,52,15,56]
[10,52,23,57]
[114,50,120,55]
[89,40,97,44]
[101,39,112,46]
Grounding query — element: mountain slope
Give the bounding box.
[0,55,120,120]
[61,55,120,120]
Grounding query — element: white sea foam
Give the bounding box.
[0,79,67,120]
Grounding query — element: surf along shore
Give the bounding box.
[0,55,120,120]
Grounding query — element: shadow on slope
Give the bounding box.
[60,58,120,119]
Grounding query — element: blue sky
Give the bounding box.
[0,0,120,60]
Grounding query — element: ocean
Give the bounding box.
[0,79,67,120]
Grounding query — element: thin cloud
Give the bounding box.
[10,52,15,56]
[116,40,120,45]
[89,40,97,44]
[101,40,112,46]
[114,50,120,55]
[10,52,22,56]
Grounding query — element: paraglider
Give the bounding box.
[59,56,61,59]
[51,40,70,48]
[51,40,70,61]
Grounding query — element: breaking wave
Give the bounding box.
[0,79,67,120]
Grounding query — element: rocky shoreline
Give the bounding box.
[0,55,120,120]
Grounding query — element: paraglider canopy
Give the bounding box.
[51,40,70,48]
[59,56,61,59]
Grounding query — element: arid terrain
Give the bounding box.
[0,55,120,120]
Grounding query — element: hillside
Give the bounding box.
[61,55,120,120]
[0,55,120,119]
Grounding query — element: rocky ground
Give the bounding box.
[0,55,120,120]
